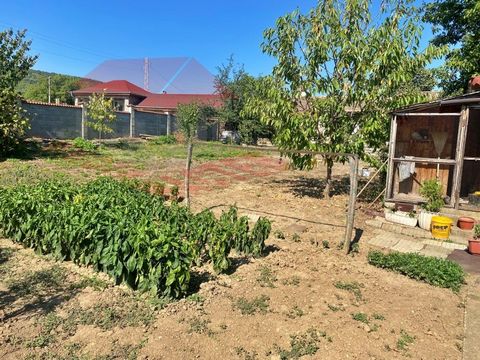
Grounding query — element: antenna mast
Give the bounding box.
[143,57,149,90]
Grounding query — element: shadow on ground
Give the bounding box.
[270,175,350,199]
[0,262,80,321]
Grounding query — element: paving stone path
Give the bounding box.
[367,230,466,258]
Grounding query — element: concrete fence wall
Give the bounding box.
[22,101,184,140]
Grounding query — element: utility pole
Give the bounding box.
[48,76,51,103]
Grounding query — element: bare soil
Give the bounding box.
[0,156,469,360]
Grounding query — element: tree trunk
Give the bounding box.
[324,158,333,198]
[185,138,193,208]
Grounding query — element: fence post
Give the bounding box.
[166,112,171,136]
[130,108,136,138]
[81,104,86,139]
[344,155,359,254]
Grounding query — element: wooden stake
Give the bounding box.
[344,155,359,254]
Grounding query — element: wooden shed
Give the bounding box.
[385,91,480,211]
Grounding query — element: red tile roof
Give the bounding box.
[136,93,223,110]
[72,80,151,97]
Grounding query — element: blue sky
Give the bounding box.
[1,0,435,78]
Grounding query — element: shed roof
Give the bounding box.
[72,80,151,97]
[393,91,480,114]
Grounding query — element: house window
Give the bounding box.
[112,99,124,112]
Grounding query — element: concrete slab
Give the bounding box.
[391,239,425,253]
[418,244,452,259]
[367,234,400,249]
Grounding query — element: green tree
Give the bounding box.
[177,103,201,207]
[0,29,37,155]
[424,0,480,95]
[215,56,273,144]
[244,0,444,197]
[86,93,117,139]
[22,73,81,104]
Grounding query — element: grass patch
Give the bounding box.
[64,293,155,331]
[188,316,212,335]
[327,304,344,312]
[282,276,301,287]
[256,265,277,288]
[234,295,270,315]
[26,313,63,348]
[7,265,67,298]
[334,281,363,301]
[72,275,110,291]
[367,250,465,292]
[286,305,304,319]
[275,328,328,359]
[351,312,369,324]
[397,329,415,351]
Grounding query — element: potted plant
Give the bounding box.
[469,224,480,256]
[384,206,418,227]
[418,179,444,230]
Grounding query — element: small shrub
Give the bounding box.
[170,185,179,198]
[419,179,444,212]
[152,135,177,145]
[352,312,369,324]
[274,229,285,239]
[397,329,415,351]
[473,224,480,240]
[292,233,301,242]
[275,328,325,359]
[234,295,270,315]
[257,265,277,288]
[72,137,96,151]
[282,276,301,286]
[367,250,465,292]
[286,305,304,319]
[322,240,330,249]
[372,313,385,320]
[327,304,344,312]
[334,281,363,300]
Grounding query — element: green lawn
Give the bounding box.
[0,140,265,186]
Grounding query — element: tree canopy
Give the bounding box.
[244,0,444,196]
[0,29,37,155]
[424,0,480,95]
[215,56,273,144]
[86,93,117,139]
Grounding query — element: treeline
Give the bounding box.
[17,69,99,105]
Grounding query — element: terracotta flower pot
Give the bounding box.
[468,239,480,256]
[458,217,475,231]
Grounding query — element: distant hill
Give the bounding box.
[17,70,100,105]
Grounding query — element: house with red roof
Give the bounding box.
[72,80,222,114]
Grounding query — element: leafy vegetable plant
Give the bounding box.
[0,177,271,297]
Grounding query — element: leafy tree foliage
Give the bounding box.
[424,0,480,95]
[85,93,117,139]
[0,29,37,155]
[215,57,273,144]
[17,70,100,105]
[22,73,81,104]
[244,0,444,197]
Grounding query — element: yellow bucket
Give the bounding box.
[431,216,453,240]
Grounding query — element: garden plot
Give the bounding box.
[0,142,470,359]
